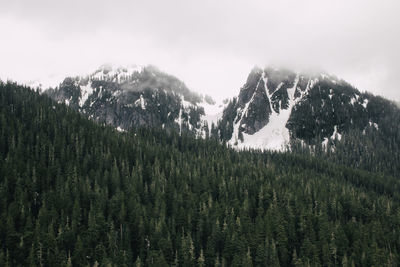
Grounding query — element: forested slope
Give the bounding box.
[1,82,399,266]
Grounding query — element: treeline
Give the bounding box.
[0,82,400,266]
[289,85,400,179]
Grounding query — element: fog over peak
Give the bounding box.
[1,0,399,102]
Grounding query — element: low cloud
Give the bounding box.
[0,0,399,101]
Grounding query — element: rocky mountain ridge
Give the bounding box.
[44,64,222,137]
[217,66,396,151]
[42,64,399,152]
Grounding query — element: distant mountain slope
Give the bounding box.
[40,64,400,176]
[218,66,399,152]
[215,66,400,177]
[45,64,222,136]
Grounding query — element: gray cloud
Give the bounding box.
[0,0,399,101]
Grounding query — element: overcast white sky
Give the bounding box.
[0,0,399,102]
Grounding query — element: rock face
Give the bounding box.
[236,67,272,135]
[217,66,397,151]
[45,64,215,136]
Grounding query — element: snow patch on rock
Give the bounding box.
[92,64,143,82]
[230,73,300,151]
[79,82,95,107]
[202,101,224,128]
[134,94,147,110]
[331,125,342,141]
[362,98,369,109]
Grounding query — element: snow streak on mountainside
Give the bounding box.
[228,68,302,150]
[222,67,313,150]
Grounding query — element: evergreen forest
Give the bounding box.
[1,82,400,266]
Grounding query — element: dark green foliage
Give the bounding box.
[217,98,238,141]
[1,82,400,266]
[287,79,370,142]
[289,88,400,178]
[286,79,400,178]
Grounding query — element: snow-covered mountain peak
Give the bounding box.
[228,67,301,150]
[24,73,66,93]
[90,64,144,83]
[218,65,379,152]
[44,63,222,138]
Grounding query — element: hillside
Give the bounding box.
[218,67,400,177]
[1,82,400,266]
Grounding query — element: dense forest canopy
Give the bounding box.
[1,82,399,266]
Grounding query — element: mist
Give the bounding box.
[0,0,399,102]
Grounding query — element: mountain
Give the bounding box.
[218,66,399,151]
[44,64,223,137]
[40,64,399,176]
[2,81,400,266]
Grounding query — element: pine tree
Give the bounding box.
[198,249,205,267]
[133,256,141,267]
